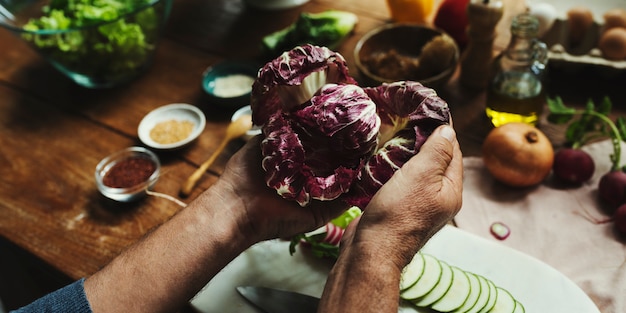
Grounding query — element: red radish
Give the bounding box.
[324,223,345,246]
[490,222,510,240]
[614,204,626,235]
[324,223,338,244]
[552,148,595,184]
[599,171,626,213]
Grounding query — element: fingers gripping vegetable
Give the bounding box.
[346,81,451,208]
[251,45,451,207]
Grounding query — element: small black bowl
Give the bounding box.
[202,60,260,109]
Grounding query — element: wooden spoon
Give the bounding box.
[180,114,253,197]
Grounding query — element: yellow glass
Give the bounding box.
[386,0,434,24]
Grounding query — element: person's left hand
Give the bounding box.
[212,136,349,242]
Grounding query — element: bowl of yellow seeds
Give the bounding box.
[138,103,206,150]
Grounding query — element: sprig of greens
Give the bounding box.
[288,206,362,259]
[289,233,340,259]
[547,96,626,171]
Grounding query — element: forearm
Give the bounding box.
[318,242,404,313]
[84,182,255,313]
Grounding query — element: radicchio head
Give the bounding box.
[251,45,450,209]
[261,83,380,206]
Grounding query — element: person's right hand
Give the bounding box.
[342,124,464,270]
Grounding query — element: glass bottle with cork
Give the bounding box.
[485,13,549,127]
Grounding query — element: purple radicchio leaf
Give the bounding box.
[260,83,380,207]
[250,44,356,127]
[343,81,451,209]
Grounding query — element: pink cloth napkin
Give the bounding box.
[454,139,626,313]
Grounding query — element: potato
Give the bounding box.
[599,27,626,60]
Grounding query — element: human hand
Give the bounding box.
[213,136,348,243]
[342,124,463,269]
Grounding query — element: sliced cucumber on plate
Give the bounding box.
[400,252,425,291]
[488,287,516,313]
[450,271,481,313]
[401,253,442,300]
[400,252,524,313]
[463,274,490,313]
[413,260,454,307]
[431,266,471,312]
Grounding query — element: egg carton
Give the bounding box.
[541,19,626,76]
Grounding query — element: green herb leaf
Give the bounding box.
[547,96,624,171]
[617,117,626,142]
[597,97,613,117]
[547,97,575,124]
[330,206,362,229]
[289,231,339,259]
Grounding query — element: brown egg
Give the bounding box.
[599,27,626,60]
[603,8,626,32]
[567,6,594,45]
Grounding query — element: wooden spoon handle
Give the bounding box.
[180,139,229,197]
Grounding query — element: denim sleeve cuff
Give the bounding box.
[10,278,92,313]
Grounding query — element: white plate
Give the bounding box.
[137,103,206,150]
[243,0,309,10]
[231,105,261,141]
[190,225,600,313]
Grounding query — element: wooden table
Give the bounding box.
[0,0,624,309]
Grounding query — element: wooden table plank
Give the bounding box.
[0,82,223,279]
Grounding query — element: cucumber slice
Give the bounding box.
[430,266,471,312]
[465,275,491,313]
[487,287,516,313]
[400,252,425,291]
[400,254,442,300]
[451,271,482,313]
[513,300,525,313]
[480,278,498,313]
[413,260,454,307]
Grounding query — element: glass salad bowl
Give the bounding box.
[0,0,172,88]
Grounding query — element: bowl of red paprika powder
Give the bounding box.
[95,146,160,202]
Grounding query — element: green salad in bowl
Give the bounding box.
[0,0,172,88]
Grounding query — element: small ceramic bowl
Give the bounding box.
[202,60,259,109]
[354,24,459,89]
[231,105,262,141]
[138,103,206,150]
[95,147,161,202]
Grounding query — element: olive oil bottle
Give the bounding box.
[486,13,548,127]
